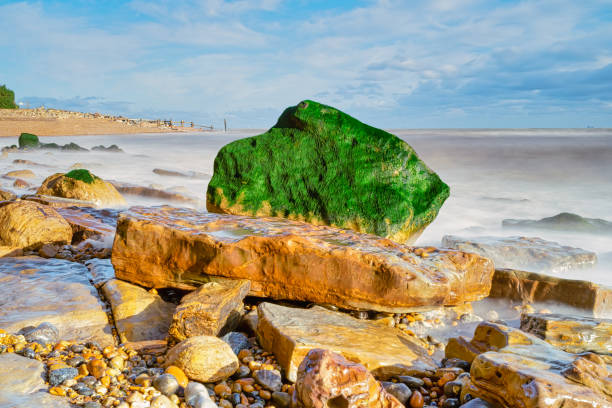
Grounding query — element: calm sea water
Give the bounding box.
[1,129,610,283]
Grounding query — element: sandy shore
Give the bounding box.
[0,108,202,137]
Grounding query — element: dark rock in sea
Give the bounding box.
[441,235,597,273]
[502,212,612,235]
[207,100,449,243]
[18,132,40,148]
[92,144,123,152]
[153,168,209,179]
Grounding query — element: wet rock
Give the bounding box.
[101,279,175,343]
[111,181,203,206]
[85,258,116,288]
[0,257,114,346]
[382,382,412,405]
[55,205,118,244]
[22,194,97,208]
[521,312,612,354]
[48,367,78,386]
[453,322,612,407]
[397,375,425,388]
[459,398,495,408]
[154,373,180,396]
[164,336,239,383]
[503,212,612,235]
[169,279,250,341]
[13,177,30,188]
[221,332,251,355]
[0,188,16,200]
[207,100,449,243]
[489,268,612,318]
[254,369,282,392]
[272,391,291,408]
[18,321,60,345]
[112,206,494,313]
[0,200,72,249]
[0,245,22,257]
[442,235,597,273]
[38,243,59,258]
[3,169,35,179]
[294,349,403,408]
[257,302,435,382]
[37,169,126,208]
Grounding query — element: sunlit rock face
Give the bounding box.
[111,206,494,313]
[207,100,449,244]
[447,322,612,408]
[442,235,597,273]
[256,302,436,383]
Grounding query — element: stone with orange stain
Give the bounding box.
[165,365,188,388]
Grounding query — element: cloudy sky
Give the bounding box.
[1,0,611,128]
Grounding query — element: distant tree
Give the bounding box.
[0,85,18,109]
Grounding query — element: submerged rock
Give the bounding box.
[0,200,72,249]
[37,169,127,208]
[503,212,612,235]
[442,235,597,273]
[453,322,612,408]
[110,181,203,206]
[101,279,175,343]
[154,168,209,179]
[0,257,114,346]
[521,312,612,355]
[111,206,494,313]
[169,279,250,342]
[293,349,403,408]
[55,205,118,245]
[256,302,436,382]
[207,100,449,243]
[3,169,35,179]
[23,194,97,208]
[92,144,123,152]
[489,268,612,318]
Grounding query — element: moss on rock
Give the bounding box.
[65,169,98,184]
[206,100,450,243]
[18,133,40,149]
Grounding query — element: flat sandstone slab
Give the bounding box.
[489,268,612,318]
[112,206,494,312]
[256,302,436,382]
[0,257,114,346]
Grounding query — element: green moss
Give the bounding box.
[207,100,450,241]
[65,169,98,184]
[0,85,18,109]
[18,132,40,148]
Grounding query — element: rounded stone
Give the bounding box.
[253,369,282,392]
[150,395,175,408]
[19,322,60,345]
[48,367,78,386]
[443,380,462,397]
[271,391,291,408]
[409,390,424,408]
[164,336,238,383]
[382,382,412,405]
[221,332,250,355]
[153,373,180,396]
[73,382,94,396]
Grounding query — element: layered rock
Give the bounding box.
[37,169,126,207]
[489,268,612,318]
[207,100,449,243]
[0,257,114,346]
[23,194,96,208]
[293,349,402,408]
[112,206,494,313]
[169,279,250,342]
[101,279,175,343]
[0,188,16,201]
[55,206,118,245]
[503,212,612,235]
[256,302,435,382]
[447,322,612,407]
[0,200,72,249]
[442,235,597,273]
[520,312,612,355]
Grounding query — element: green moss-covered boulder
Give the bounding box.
[18,133,40,149]
[65,169,98,184]
[207,100,450,243]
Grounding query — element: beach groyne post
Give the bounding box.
[224,118,227,132]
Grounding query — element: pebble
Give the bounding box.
[82,402,102,408]
[19,322,59,345]
[253,369,282,392]
[73,382,94,396]
[221,332,251,355]
[443,380,462,397]
[382,382,412,405]
[233,365,251,379]
[109,355,125,370]
[460,398,495,407]
[165,365,188,388]
[409,390,424,408]
[48,367,78,386]
[398,376,425,388]
[271,391,291,408]
[87,358,107,379]
[150,395,175,408]
[154,373,180,396]
[443,398,460,408]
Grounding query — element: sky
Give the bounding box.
[1,0,611,129]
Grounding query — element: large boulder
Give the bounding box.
[207,100,449,243]
[256,302,436,382]
[451,322,612,408]
[111,206,494,313]
[442,235,597,273]
[37,169,126,208]
[294,349,403,408]
[18,132,40,148]
[0,200,72,249]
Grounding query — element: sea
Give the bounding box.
[1,128,611,285]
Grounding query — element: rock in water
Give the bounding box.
[0,200,72,249]
[111,206,494,313]
[206,100,449,243]
[256,302,436,382]
[442,235,597,273]
[18,132,40,148]
[37,169,127,208]
[503,212,612,235]
[294,349,403,408]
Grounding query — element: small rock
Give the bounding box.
[221,332,250,355]
[233,365,250,379]
[382,382,412,405]
[271,391,291,408]
[82,402,102,408]
[166,365,188,388]
[443,381,462,397]
[87,358,107,379]
[442,398,460,408]
[150,395,176,408]
[38,244,59,258]
[397,376,425,388]
[67,356,85,367]
[48,367,78,386]
[19,322,59,345]
[253,369,282,392]
[409,390,424,408]
[72,382,94,396]
[460,398,495,408]
[153,374,180,396]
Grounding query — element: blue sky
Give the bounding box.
[1,0,611,128]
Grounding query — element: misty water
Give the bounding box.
[1,129,611,286]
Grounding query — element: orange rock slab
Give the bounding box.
[111,206,494,313]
